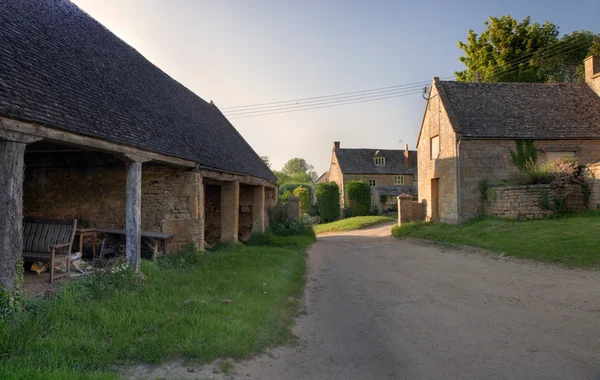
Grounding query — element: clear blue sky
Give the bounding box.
[72,0,599,175]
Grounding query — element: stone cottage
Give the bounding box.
[327,141,417,211]
[416,55,600,224]
[0,0,277,291]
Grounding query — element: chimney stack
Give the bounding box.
[333,141,340,151]
[404,144,412,169]
[584,56,600,96]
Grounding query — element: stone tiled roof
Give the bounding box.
[438,81,600,139]
[375,186,417,197]
[335,149,416,174]
[316,171,329,183]
[0,0,276,183]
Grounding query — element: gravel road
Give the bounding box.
[232,223,600,380]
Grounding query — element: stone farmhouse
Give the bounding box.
[327,141,417,211]
[0,1,277,291]
[416,56,600,224]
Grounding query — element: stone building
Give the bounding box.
[0,1,277,291]
[327,141,417,211]
[416,56,600,224]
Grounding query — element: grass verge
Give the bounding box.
[0,235,315,379]
[314,216,396,235]
[392,212,600,268]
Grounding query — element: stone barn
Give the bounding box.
[0,0,277,291]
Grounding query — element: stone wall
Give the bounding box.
[486,184,585,219]
[397,194,426,225]
[417,82,459,223]
[459,139,600,221]
[204,184,221,247]
[239,184,254,242]
[23,163,203,251]
[343,173,415,187]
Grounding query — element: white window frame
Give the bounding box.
[430,135,440,160]
[395,175,405,185]
[374,157,385,165]
[368,179,377,186]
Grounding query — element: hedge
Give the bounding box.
[345,181,371,216]
[293,186,311,214]
[316,182,340,222]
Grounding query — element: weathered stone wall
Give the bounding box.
[397,194,425,225]
[343,173,415,187]
[204,184,221,247]
[486,184,585,219]
[585,56,600,96]
[239,184,254,242]
[459,139,600,221]
[23,163,203,251]
[417,82,459,223]
[328,148,345,208]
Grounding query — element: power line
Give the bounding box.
[228,90,422,119]
[223,83,430,116]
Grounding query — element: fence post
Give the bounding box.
[397,194,414,226]
[286,196,301,222]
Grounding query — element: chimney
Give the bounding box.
[404,144,412,169]
[584,56,600,96]
[333,141,340,151]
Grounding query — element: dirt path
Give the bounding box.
[231,223,600,379]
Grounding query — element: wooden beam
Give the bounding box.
[199,169,276,188]
[0,117,195,168]
[125,161,143,271]
[0,131,40,292]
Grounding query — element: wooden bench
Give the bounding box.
[22,218,77,283]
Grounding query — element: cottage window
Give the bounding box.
[368,179,376,186]
[374,157,385,165]
[430,136,440,159]
[395,175,405,185]
[544,151,575,163]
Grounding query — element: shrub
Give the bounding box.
[280,190,293,204]
[510,139,538,170]
[316,182,340,222]
[293,186,311,214]
[379,194,389,205]
[269,217,315,237]
[345,181,371,216]
[478,178,490,201]
[517,160,555,185]
[279,183,311,199]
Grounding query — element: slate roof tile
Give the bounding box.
[335,148,416,175]
[0,0,276,183]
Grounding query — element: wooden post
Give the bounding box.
[0,130,41,292]
[122,154,149,272]
[220,181,240,244]
[252,185,266,234]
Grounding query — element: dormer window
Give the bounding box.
[374,157,385,165]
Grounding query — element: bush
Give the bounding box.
[345,181,371,216]
[293,186,311,214]
[269,216,315,237]
[517,161,555,185]
[280,189,293,204]
[316,182,340,222]
[279,183,311,199]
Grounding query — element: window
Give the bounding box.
[544,151,575,163]
[368,179,376,186]
[374,157,385,165]
[430,136,440,159]
[395,175,405,185]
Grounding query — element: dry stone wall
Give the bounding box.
[486,184,585,219]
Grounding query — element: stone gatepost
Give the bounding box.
[220,181,240,243]
[286,196,301,222]
[397,194,414,226]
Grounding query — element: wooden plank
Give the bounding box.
[22,223,32,252]
[25,223,38,252]
[35,224,49,252]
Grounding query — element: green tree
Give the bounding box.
[260,155,271,168]
[345,181,371,216]
[276,158,318,184]
[282,158,313,175]
[456,16,599,83]
[293,186,311,214]
[316,182,340,222]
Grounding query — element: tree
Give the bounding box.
[456,16,599,83]
[260,155,271,168]
[282,158,313,176]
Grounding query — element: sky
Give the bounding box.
[71,0,600,175]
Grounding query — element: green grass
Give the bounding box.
[0,237,315,379]
[314,216,396,235]
[392,212,600,267]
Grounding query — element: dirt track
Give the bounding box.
[232,223,600,379]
